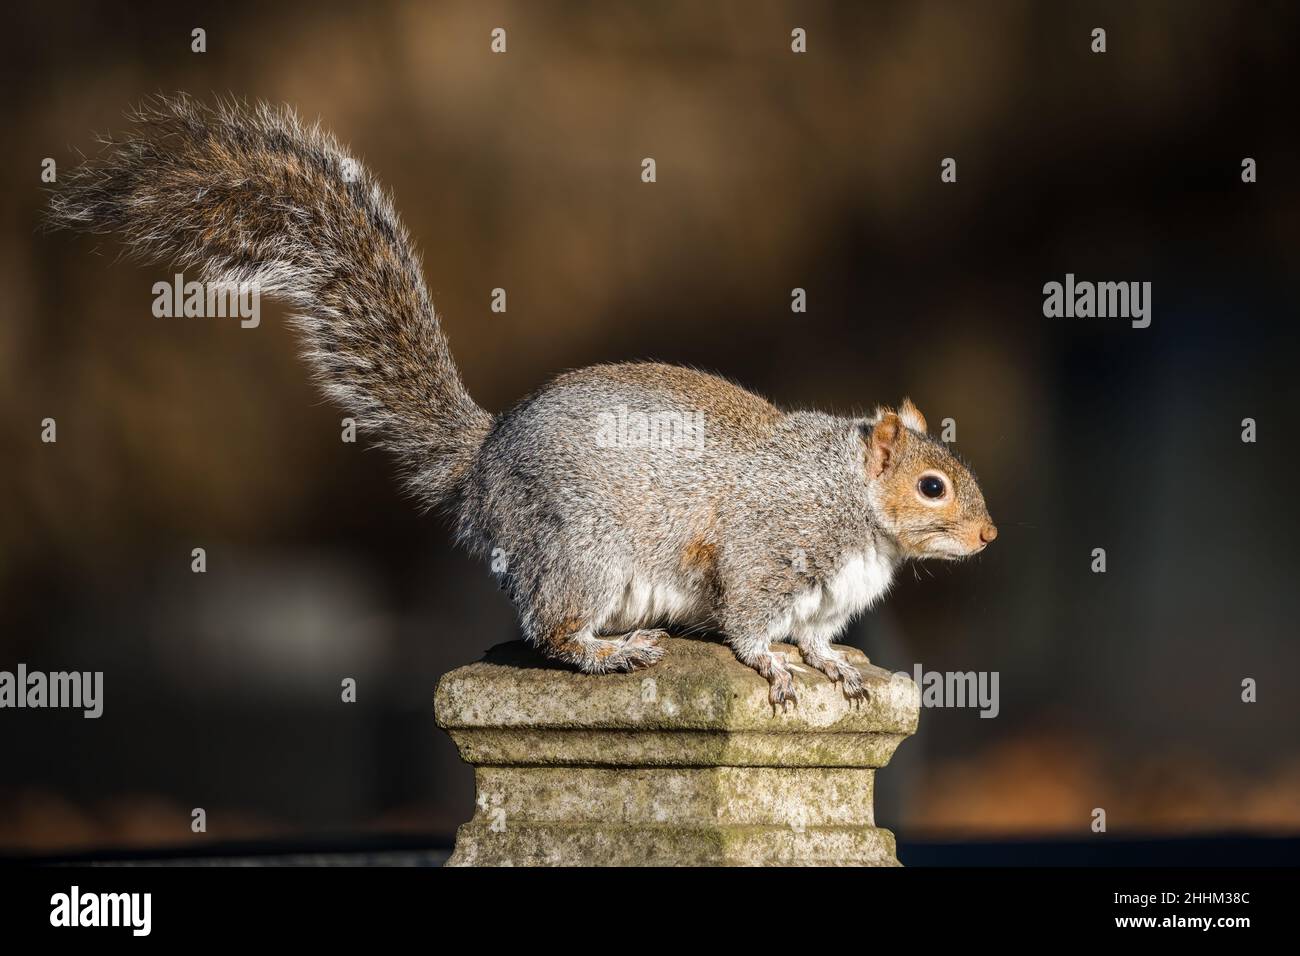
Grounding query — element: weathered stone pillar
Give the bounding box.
[435,638,920,866]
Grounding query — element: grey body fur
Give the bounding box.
[463,364,890,689]
[48,96,996,707]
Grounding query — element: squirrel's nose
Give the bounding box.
[979,524,998,544]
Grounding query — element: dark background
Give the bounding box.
[1,0,1297,856]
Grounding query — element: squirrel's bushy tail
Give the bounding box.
[47,94,491,508]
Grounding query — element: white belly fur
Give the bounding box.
[602,574,702,633]
[781,547,897,642]
[598,545,897,642]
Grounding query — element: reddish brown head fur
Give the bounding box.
[865,401,995,560]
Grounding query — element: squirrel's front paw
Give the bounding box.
[837,664,869,704]
[767,668,798,712]
[802,650,869,705]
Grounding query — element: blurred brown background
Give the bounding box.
[1,0,1298,856]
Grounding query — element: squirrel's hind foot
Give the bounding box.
[538,622,666,674]
[603,628,668,672]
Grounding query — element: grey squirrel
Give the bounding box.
[47,96,996,708]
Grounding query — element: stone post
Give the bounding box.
[434,637,920,866]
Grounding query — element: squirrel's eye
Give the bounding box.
[918,475,946,499]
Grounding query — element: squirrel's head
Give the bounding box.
[862,399,996,560]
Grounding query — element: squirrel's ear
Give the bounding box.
[898,397,927,433]
[866,412,903,479]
